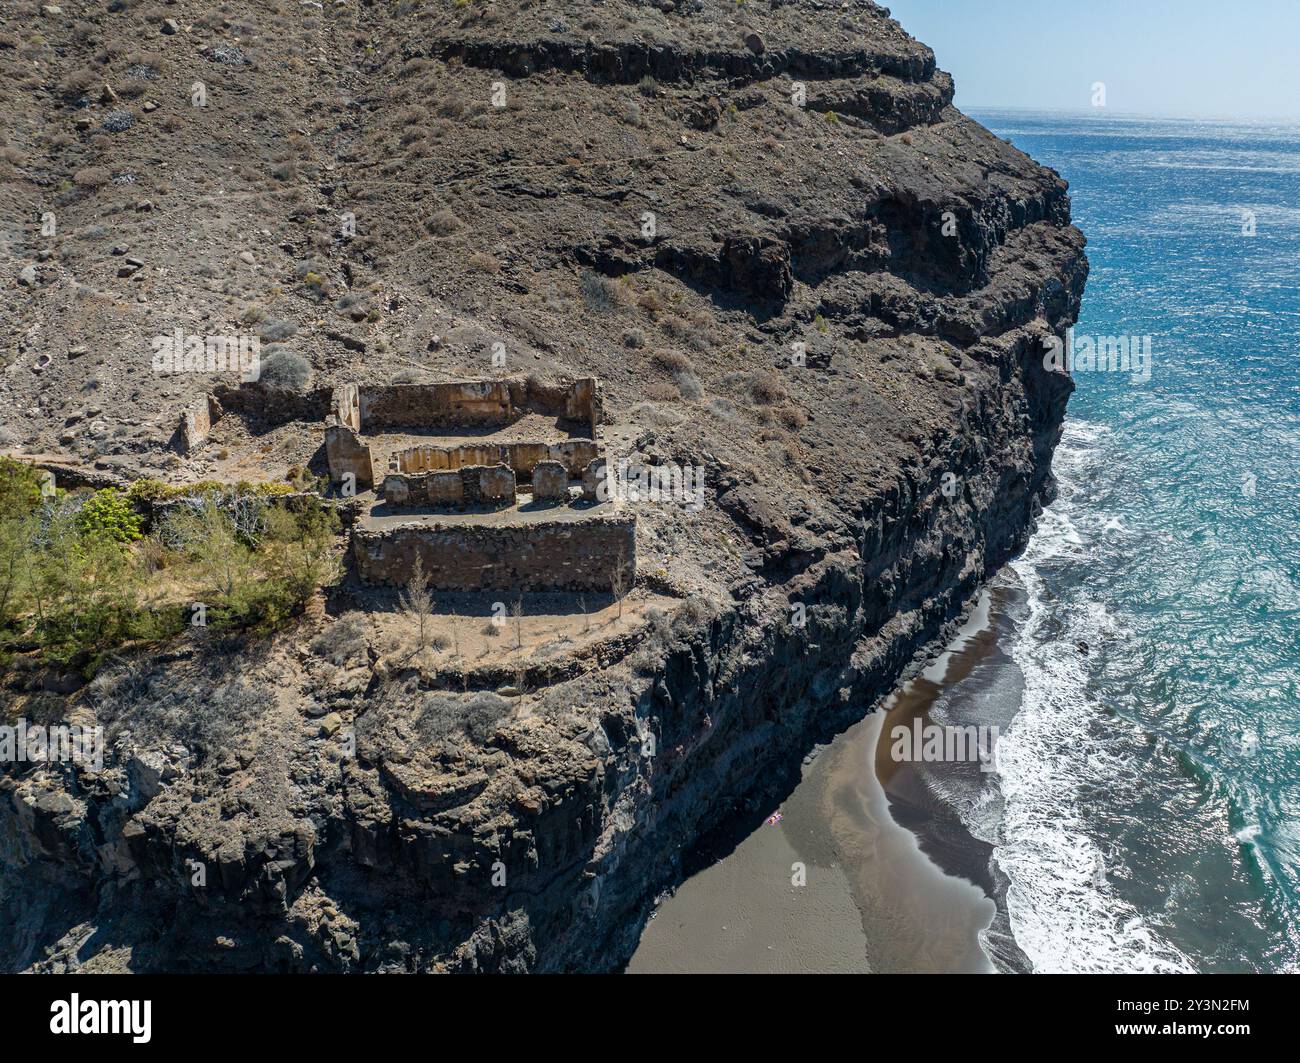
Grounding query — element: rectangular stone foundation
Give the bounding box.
[352,514,635,592]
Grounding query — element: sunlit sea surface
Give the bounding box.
[971,111,1300,971]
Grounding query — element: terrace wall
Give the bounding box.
[352,514,636,592]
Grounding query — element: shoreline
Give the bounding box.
[629,587,1028,974]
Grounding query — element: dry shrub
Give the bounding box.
[425,208,462,236]
[467,251,501,274]
[749,370,788,406]
[580,270,630,311]
[644,381,680,402]
[650,348,694,374]
[673,370,703,401]
[73,166,111,189]
[637,289,665,313]
[776,404,808,430]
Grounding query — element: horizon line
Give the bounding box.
[959,104,1300,125]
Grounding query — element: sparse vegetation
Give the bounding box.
[311,616,367,666]
[748,370,788,406]
[399,555,435,658]
[673,370,703,401]
[0,461,341,676]
[415,690,511,747]
[258,349,314,391]
[580,270,630,311]
[72,166,111,189]
[651,348,694,374]
[467,250,501,273]
[425,208,463,236]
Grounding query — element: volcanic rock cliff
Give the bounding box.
[0,0,1086,972]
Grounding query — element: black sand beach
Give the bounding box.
[630,587,1031,974]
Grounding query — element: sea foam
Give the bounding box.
[992,421,1195,973]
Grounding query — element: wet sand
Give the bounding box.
[629,591,1011,974]
[625,788,872,973]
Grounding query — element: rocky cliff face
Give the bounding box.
[0,1,1085,972]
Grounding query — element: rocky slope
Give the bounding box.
[0,0,1085,972]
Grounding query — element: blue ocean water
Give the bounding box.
[970,111,1300,972]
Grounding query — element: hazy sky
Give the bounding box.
[883,0,1300,120]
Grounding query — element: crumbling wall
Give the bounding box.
[176,395,220,454]
[325,423,375,488]
[381,464,517,508]
[467,464,516,506]
[582,457,608,502]
[428,470,465,506]
[352,514,636,592]
[332,383,361,431]
[359,381,514,432]
[326,377,604,486]
[564,377,602,430]
[213,381,333,426]
[507,375,602,432]
[349,377,601,434]
[532,461,569,502]
[394,439,598,478]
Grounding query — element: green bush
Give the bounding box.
[163,492,340,633]
[24,511,150,669]
[76,488,143,543]
[0,458,42,519]
[127,478,295,506]
[0,478,342,675]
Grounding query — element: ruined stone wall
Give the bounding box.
[177,396,217,454]
[325,423,375,488]
[532,461,569,501]
[351,377,601,434]
[506,375,602,431]
[213,381,334,426]
[394,439,598,478]
[381,464,517,508]
[563,376,601,429]
[352,514,636,592]
[324,377,602,486]
[359,381,514,432]
[332,383,361,431]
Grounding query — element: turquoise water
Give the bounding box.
[972,111,1300,971]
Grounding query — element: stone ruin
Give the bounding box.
[169,375,634,595]
[325,377,634,594]
[324,377,601,491]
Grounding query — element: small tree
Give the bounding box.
[610,545,628,622]
[511,597,523,651]
[263,500,340,604]
[399,555,434,658]
[0,511,34,632]
[161,494,250,599]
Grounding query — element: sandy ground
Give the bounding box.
[627,761,872,974]
[364,585,675,667]
[629,592,1001,974]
